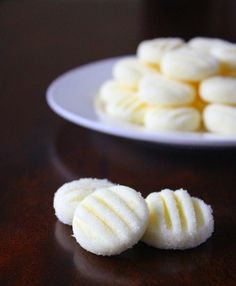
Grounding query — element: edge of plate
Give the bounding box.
[46,57,236,148]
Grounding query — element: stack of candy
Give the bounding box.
[96,37,236,134]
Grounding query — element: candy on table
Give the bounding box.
[53,178,215,255]
[53,178,114,225]
[72,185,149,256]
[142,189,214,249]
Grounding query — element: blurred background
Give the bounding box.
[2,0,236,66]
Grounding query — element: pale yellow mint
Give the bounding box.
[113,57,158,89]
[137,37,184,66]
[138,73,196,106]
[203,104,236,134]
[200,76,236,104]
[142,189,214,249]
[53,178,114,225]
[188,37,231,53]
[161,47,220,82]
[144,106,201,132]
[72,185,149,256]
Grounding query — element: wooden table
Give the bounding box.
[1,1,236,285]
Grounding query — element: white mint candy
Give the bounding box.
[200,76,236,104]
[203,103,236,134]
[105,92,148,125]
[99,80,135,105]
[137,37,184,65]
[95,80,143,123]
[138,74,196,106]
[211,44,236,74]
[97,79,136,114]
[113,57,157,89]
[72,185,149,256]
[161,47,220,82]
[188,37,231,53]
[142,189,214,249]
[144,106,201,132]
[53,178,114,225]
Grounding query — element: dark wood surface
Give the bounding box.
[1,1,236,285]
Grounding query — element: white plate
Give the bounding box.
[46,56,236,147]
